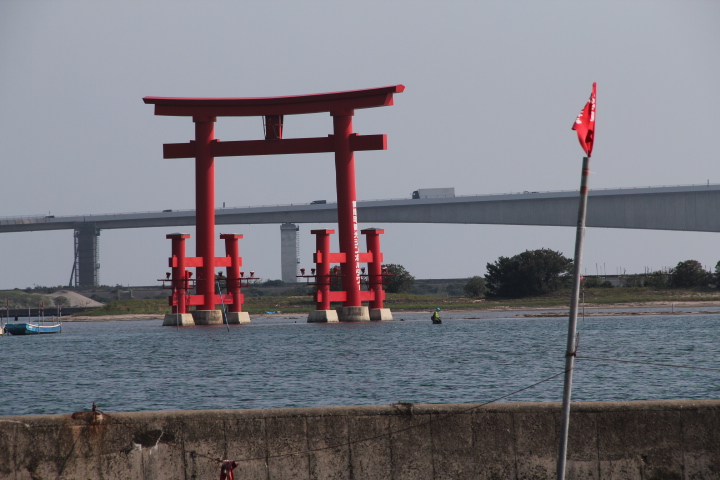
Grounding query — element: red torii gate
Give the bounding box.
[144,85,404,323]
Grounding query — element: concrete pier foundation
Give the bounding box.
[339,306,370,322]
[226,312,251,324]
[307,310,339,323]
[191,310,223,325]
[370,308,393,321]
[162,313,194,326]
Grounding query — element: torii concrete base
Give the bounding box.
[192,310,224,325]
[339,306,370,322]
[226,312,251,324]
[162,313,195,326]
[308,310,339,323]
[370,308,393,321]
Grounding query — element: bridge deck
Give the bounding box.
[1,184,719,233]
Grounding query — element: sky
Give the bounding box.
[1,0,719,289]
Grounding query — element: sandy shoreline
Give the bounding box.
[57,301,720,322]
[60,314,166,322]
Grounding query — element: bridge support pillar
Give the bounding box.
[73,224,100,287]
[280,223,299,283]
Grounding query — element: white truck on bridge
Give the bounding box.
[412,187,455,199]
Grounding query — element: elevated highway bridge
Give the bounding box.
[2,184,718,285]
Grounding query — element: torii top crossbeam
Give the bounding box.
[143,85,405,116]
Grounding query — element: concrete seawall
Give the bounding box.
[1,400,718,479]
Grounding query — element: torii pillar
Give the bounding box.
[144,85,404,323]
[332,110,364,319]
[194,117,218,318]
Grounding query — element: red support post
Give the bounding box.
[331,110,361,308]
[362,229,385,310]
[167,233,190,314]
[220,234,244,313]
[194,116,217,311]
[312,229,335,311]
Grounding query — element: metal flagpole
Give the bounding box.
[556,155,591,480]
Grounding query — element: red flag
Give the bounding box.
[572,82,596,157]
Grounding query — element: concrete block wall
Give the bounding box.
[1,400,718,480]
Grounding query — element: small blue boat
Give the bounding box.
[3,322,62,335]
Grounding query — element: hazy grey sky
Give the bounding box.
[1,0,719,289]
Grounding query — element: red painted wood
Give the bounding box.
[163,134,386,159]
[194,117,216,310]
[144,85,404,117]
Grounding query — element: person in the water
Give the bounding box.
[431,308,441,324]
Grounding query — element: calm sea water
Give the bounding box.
[1,310,718,417]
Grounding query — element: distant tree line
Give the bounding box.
[337,254,718,300]
[464,252,718,299]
